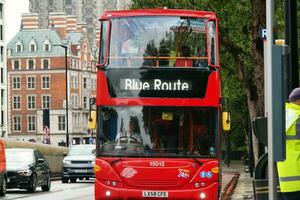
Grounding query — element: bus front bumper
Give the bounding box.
[94,179,219,200]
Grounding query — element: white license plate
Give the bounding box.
[142,191,168,198]
[74,169,87,173]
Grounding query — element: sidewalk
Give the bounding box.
[222,160,254,200]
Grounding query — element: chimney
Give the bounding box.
[67,16,77,32]
[49,12,67,39]
[21,13,39,30]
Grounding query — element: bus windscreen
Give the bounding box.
[98,106,217,158]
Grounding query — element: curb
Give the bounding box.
[221,173,240,200]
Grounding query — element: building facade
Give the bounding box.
[28,0,131,47]
[6,12,96,145]
[0,0,6,138]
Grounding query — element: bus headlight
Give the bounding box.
[200,192,206,199]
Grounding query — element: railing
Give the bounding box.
[108,56,208,68]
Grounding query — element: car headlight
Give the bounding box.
[63,159,72,164]
[17,169,32,176]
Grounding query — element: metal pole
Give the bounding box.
[266,0,277,199]
[54,44,69,147]
[64,46,69,147]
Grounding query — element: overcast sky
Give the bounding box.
[5,0,29,42]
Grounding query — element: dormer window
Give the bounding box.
[29,40,37,52]
[44,39,51,52]
[16,40,23,52]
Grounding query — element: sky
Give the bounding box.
[5,0,29,42]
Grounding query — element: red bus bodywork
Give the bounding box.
[94,9,222,200]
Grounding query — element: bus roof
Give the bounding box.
[100,9,217,20]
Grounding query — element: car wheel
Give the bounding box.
[41,173,51,191]
[61,176,69,183]
[0,177,6,196]
[70,178,76,183]
[27,174,37,193]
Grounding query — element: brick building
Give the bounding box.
[6,12,97,146]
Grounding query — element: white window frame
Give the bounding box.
[41,76,50,89]
[13,115,22,132]
[27,59,36,70]
[27,95,36,110]
[83,96,88,109]
[58,115,66,131]
[41,95,51,109]
[12,95,21,110]
[29,40,37,52]
[27,76,36,90]
[16,40,23,52]
[12,76,21,90]
[42,58,50,69]
[71,94,79,109]
[71,75,78,89]
[27,115,36,132]
[12,59,20,70]
[43,39,51,52]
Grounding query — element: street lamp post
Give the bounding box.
[54,44,69,147]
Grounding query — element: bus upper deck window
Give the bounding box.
[99,21,108,66]
[208,21,218,66]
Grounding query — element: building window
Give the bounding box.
[27,115,36,132]
[0,25,2,41]
[0,46,3,62]
[27,76,36,89]
[44,39,51,52]
[0,4,3,19]
[71,75,78,89]
[28,59,35,69]
[42,59,49,69]
[42,95,51,109]
[71,94,78,109]
[16,40,23,52]
[0,68,3,84]
[13,116,21,132]
[29,40,37,52]
[12,96,21,110]
[83,77,88,89]
[13,60,20,70]
[41,76,50,89]
[12,76,21,90]
[27,95,36,110]
[58,115,66,131]
[83,96,88,109]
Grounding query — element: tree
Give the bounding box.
[130,0,278,163]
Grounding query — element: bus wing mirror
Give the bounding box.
[88,98,97,130]
[88,111,97,130]
[222,112,231,131]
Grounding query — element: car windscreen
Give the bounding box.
[68,145,95,156]
[6,150,34,164]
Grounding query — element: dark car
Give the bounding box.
[6,148,51,192]
[61,144,95,183]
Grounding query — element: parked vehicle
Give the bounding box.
[0,139,6,196]
[61,144,95,183]
[6,148,51,192]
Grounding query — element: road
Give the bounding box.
[3,179,94,200]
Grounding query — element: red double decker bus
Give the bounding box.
[93,8,230,200]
